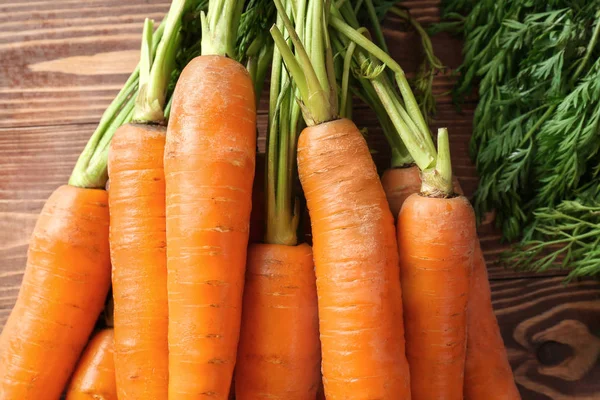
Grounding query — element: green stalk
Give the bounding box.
[271,0,336,126]
[69,20,167,188]
[246,39,274,105]
[134,0,187,123]
[420,128,453,197]
[201,0,244,57]
[330,14,430,138]
[265,0,300,245]
[330,3,453,196]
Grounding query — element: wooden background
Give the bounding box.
[0,0,599,399]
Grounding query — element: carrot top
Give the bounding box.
[68,21,167,189]
[264,0,303,246]
[270,0,337,127]
[329,3,454,197]
[201,0,244,57]
[133,0,189,124]
[69,0,206,189]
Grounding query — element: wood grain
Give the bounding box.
[493,277,600,399]
[0,0,598,398]
[0,0,169,128]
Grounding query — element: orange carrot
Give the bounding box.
[299,119,411,399]
[397,193,475,399]
[0,185,111,399]
[66,329,117,400]
[270,3,411,397]
[381,165,422,219]
[107,7,192,397]
[164,2,256,391]
[108,124,169,398]
[382,166,520,399]
[235,244,320,399]
[235,9,320,398]
[464,241,521,399]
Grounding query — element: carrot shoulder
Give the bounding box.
[164,55,256,399]
[0,185,111,399]
[235,244,320,399]
[381,165,422,219]
[66,329,117,400]
[108,123,169,398]
[299,118,411,399]
[397,193,475,400]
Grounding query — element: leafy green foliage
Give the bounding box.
[440,0,600,276]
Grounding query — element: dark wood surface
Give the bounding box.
[0,1,598,398]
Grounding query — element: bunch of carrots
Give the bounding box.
[0,0,521,399]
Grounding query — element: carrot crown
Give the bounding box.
[329,4,454,197]
[201,0,244,57]
[133,0,188,124]
[265,0,304,246]
[68,21,168,189]
[270,0,337,127]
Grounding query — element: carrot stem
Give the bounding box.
[201,0,244,57]
[271,0,335,126]
[134,0,187,124]
[266,0,301,246]
[69,20,166,188]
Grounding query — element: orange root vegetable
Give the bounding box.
[397,193,475,400]
[66,329,117,400]
[0,185,111,399]
[164,55,256,399]
[383,169,520,398]
[108,123,169,398]
[298,118,411,399]
[235,243,320,399]
[465,241,521,399]
[381,165,422,219]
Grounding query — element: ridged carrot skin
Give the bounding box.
[465,241,521,399]
[397,193,475,400]
[66,329,117,400]
[381,166,421,219]
[383,169,520,398]
[164,55,256,399]
[235,243,320,400]
[108,123,169,399]
[297,118,411,399]
[0,185,111,399]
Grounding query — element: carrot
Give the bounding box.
[464,243,521,399]
[381,165,422,218]
[108,123,169,398]
[107,5,190,396]
[381,165,521,398]
[270,3,412,396]
[397,191,475,399]
[0,185,111,399]
[66,329,117,400]
[299,119,409,398]
[164,1,255,397]
[235,244,320,399]
[235,11,320,396]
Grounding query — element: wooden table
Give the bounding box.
[1,1,599,399]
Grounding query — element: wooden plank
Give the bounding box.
[1,0,598,398]
[492,277,600,399]
[0,0,170,128]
